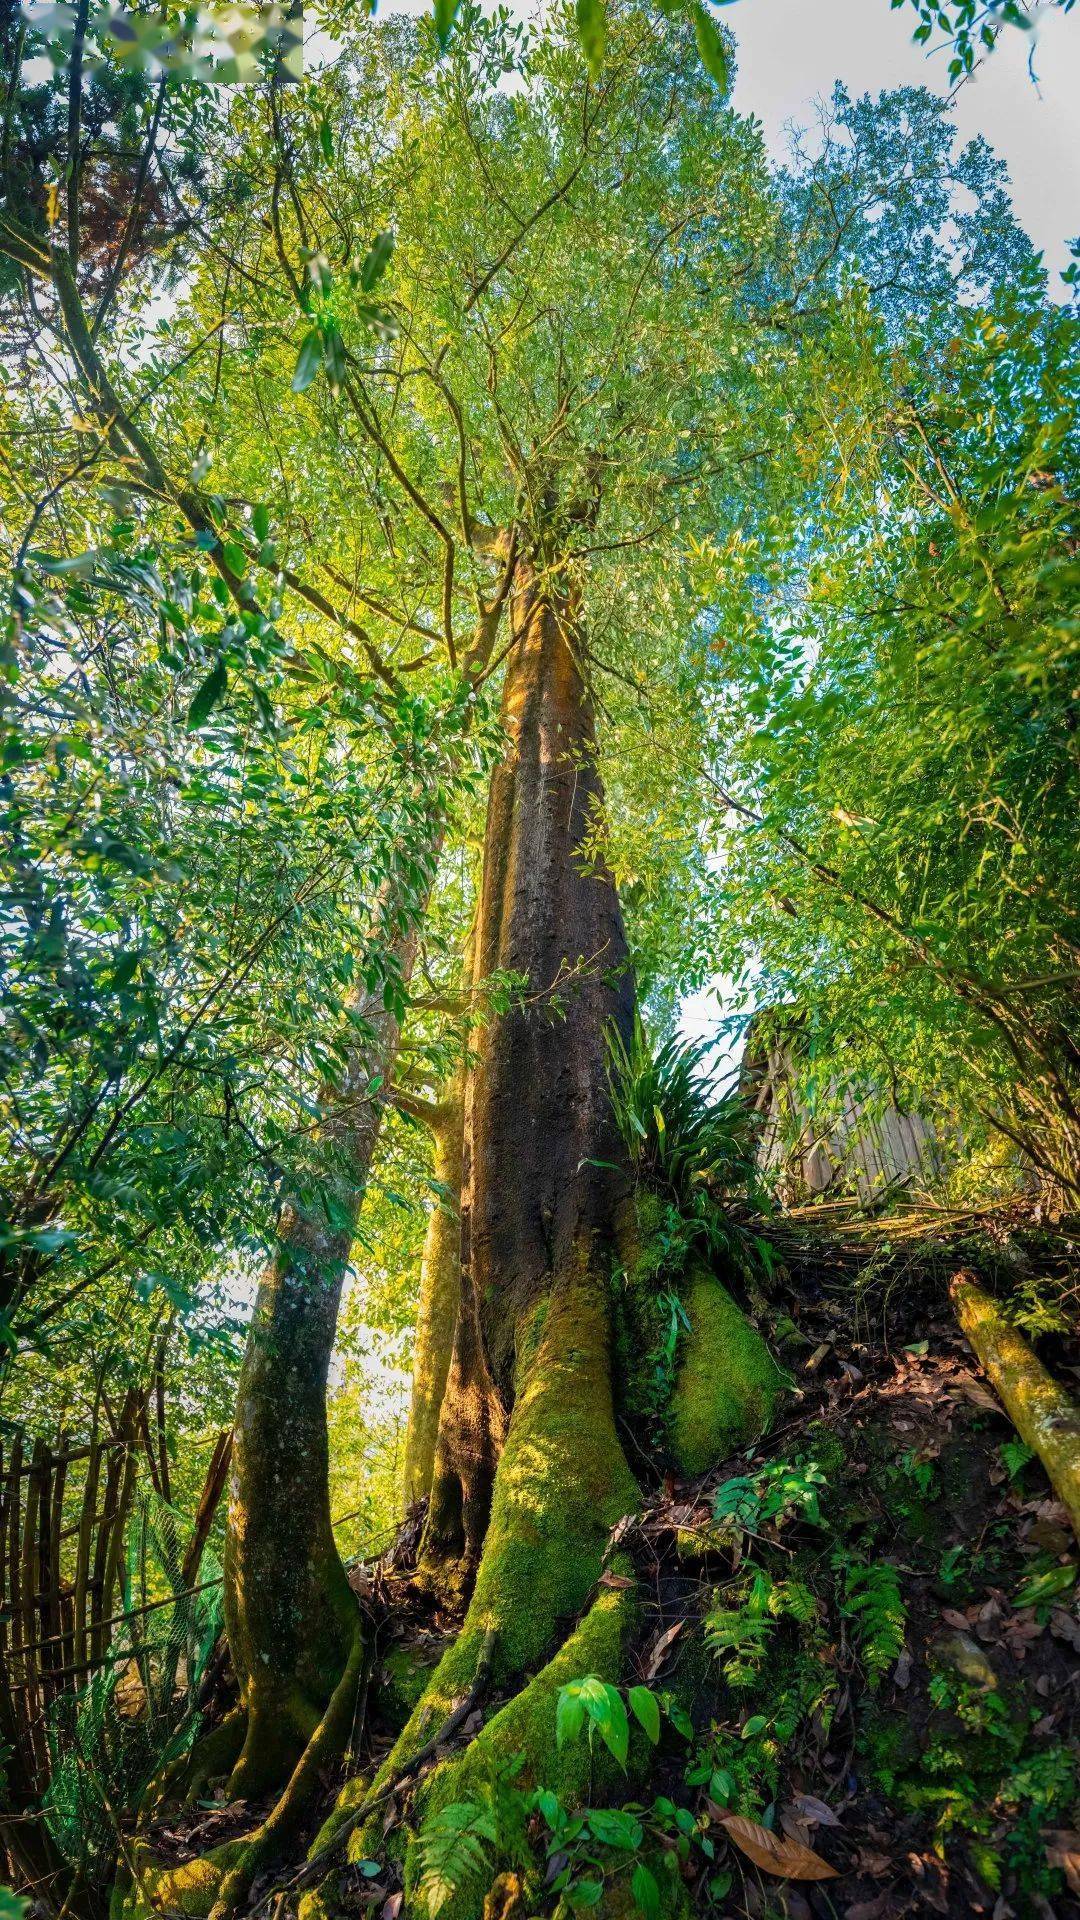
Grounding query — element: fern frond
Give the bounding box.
[838,1558,906,1690]
[417,1800,498,1916]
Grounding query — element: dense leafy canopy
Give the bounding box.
[0,0,1077,1906]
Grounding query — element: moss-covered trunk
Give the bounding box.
[402,1067,466,1510]
[223,949,416,1796]
[422,564,636,1573]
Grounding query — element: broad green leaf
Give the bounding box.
[556,1684,585,1748]
[433,0,461,50]
[575,0,606,77]
[361,230,395,292]
[628,1684,661,1744]
[586,1808,642,1848]
[323,324,347,394]
[187,659,228,729]
[693,4,729,89]
[292,329,324,393]
[630,1863,661,1920]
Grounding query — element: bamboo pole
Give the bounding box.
[180,1428,232,1591]
[951,1270,1080,1544]
[20,1443,47,1779]
[72,1431,101,1678]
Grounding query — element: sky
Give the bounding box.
[377,0,1079,282]
[725,0,1078,284]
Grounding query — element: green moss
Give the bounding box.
[668,1265,786,1475]
[379,1643,448,1732]
[333,1267,640,1873]
[399,1582,641,1920]
[120,1839,249,1920]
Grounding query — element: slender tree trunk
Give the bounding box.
[401,1066,466,1511]
[223,931,418,1796]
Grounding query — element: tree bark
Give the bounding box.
[423,561,635,1571]
[951,1270,1080,1545]
[223,938,417,1796]
[401,1068,466,1511]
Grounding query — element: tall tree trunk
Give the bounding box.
[302,560,643,1918]
[423,559,635,1570]
[401,1066,466,1511]
[301,556,785,1920]
[222,930,418,1797]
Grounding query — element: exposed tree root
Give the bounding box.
[668,1262,786,1474]
[273,1626,498,1912]
[123,1625,368,1920]
[951,1268,1080,1541]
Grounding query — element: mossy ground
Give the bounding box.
[116,1215,1079,1920]
[613,1192,787,1475]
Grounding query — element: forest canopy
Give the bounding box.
[1,3,1079,1920]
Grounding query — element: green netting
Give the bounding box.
[42,1489,223,1882]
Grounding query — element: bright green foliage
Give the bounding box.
[608,1020,760,1247]
[834,1557,907,1692]
[711,1457,826,1535]
[712,272,1080,1202]
[704,1570,819,1688]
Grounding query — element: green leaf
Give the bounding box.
[556,1683,585,1748]
[36,549,96,577]
[319,118,334,162]
[361,230,395,292]
[693,4,729,89]
[568,1883,603,1910]
[109,949,140,992]
[433,0,461,50]
[0,1890,31,1920]
[292,329,324,393]
[594,1683,629,1768]
[587,1808,642,1848]
[252,503,271,541]
[1001,1439,1035,1481]
[631,1863,661,1920]
[740,1714,767,1740]
[628,1684,661,1744]
[323,324,347,394]
[187,658,228,729]
[575,0,606,78]
[1015,1563,1076,1610]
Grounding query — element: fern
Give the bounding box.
[417,1760,530,1916]
[837,1557,907,1690]
[705,1571,819,1687]
[417,1800,499,1917]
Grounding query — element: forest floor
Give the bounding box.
[137,1205,1080,1920]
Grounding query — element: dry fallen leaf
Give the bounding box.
[713,1810,838,1881]
[644,1618,684,1679]
[1046,1831,1080,1896]
[951,1374,1001,1414]
[791,1792,842,1828]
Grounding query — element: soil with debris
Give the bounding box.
[148,1209,1080,1920]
